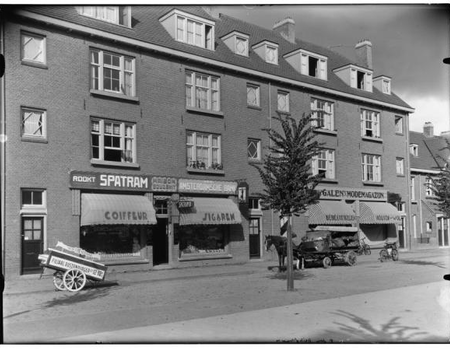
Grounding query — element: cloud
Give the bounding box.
[408,96,450,134]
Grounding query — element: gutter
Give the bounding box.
[1,9,6,276]
[16,9,415,114]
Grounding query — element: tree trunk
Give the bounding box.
[286,214,294,291]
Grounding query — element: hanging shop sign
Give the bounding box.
[178,178,238,195]
[317,186,387,202]
[70,171,177,192]
[178,197,194,209]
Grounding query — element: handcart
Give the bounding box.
[38,242,107,292]
[298,227,360,268]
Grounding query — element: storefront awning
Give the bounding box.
[179,197,242,225]
[359,202,402,224]
[308,201,356,225]
[81,194,157,226]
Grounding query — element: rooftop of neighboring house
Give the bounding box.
[410,122,450,171]
[6,5,413,112]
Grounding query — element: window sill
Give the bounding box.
[91,159,140,169]
[21,60,48,70]
[319,178,338,184]
[362,181,384,187]
[276,110,290,116]
[21,137,48,144]
[247,105,262,111]
[90,89,139,103]
[362,136,383,143]
[314,129,337,136]
[186,106,224,118]
[187,167,225,175]
[179,253,232,262]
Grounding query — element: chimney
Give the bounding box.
[273,17,296,44]
[424,122,434,138]
[355,39,373,69]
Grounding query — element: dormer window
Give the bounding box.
[374,75,391,95]
[410,144,419,157]
[334,64,373,92]
[253,41,278,65]
[77,6,131,27]
[222,31,249,57]
[160,9,215,51]
[284,49,327,80]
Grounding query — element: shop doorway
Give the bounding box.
[153,218,169,265]
[21,217,44,274]
[438,217,449,247]
[249,217,261,258]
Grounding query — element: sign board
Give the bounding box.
[317,186,387,202]
[178,178,237,195]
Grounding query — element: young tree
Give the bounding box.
[253,112,323,291]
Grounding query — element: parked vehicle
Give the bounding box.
[379,241,399,262]
[356,237,371,256]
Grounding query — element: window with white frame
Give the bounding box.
[382,79,391,94]
[247,139,261,161]
[395,116,403,134]
[361,109,380,138]
[311,98,334,130]
[247,84,260,107]
[300,51,327,80]
[21,32,46,65]
[90,49,135,97]
[362,154,381,182]
[91,118,136,164]
[21,107,46,140]
[312,149,335,179]
[277,91,289,113]
[411,176,416,201]
[186,71,220,112]
[186,131,222,170]
[77,6,131,27]
[235,35,249,56]
[265,44,278,65]
[21,189,45,208]
[410,144,419,156]
[396,157,405,176]
[425,177,435,197]
[176,13,214,50]
[426,221,432,232]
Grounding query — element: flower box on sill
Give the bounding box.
[187,162,224,175]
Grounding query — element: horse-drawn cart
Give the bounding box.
[299,228,359,268]
[38,242,107,292]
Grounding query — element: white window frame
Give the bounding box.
[247,84,260,107]
[91,118,137,164]
[235,35,249,57]
[77,6,131,27]
[186,131,222,170]
[265,44,278,65]
[21,189,46,210]
[411,176,416,201]
[350,67,373,92]
[382,79,391,94]
[90,49,136,97]
[21,31,46,65]
[410,144,419,157]
[362,153,381,183]
[425,177,435,197]
[312,149,335,179]
[396,157,405,176]
[361,109,381,138]
[277,91,290,113]
[175,13,214,50]
[300,50,327,80]
[186,70,220,112]
[247,138,261,161]
[21,107,47,140]
[311,98,334,130]
[395,116,403,134]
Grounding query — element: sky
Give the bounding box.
[213,3,450,135]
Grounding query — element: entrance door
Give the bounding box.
[438,217,449,247]
[153,218,169,265]
[21,217,44,274]
[249,217,261,258]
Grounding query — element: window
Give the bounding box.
[22,217,43,241]
[300,51,327,80]
[176,14,214,50]
[361,109,380,138]
[266,45,278,65]
[411,176,416,201]
[21,189,44,207]
[91,119,136,164]
[247,139,261,161]
[426,221,432,232]
[186,131,222,170]
[425,177,435,197]
[247,84,260,107]
[249,198,261,210]
[396,158,405,176]
[235,36,249,56]
[410,144,419,157]
[362,154,381,182]
[221,31,249,56]
[179,225,227,257]
[186,71,220,112]
[397,202,405,213]
[21,32,46,65]
[382,79,391,94]
[311,98,334,130]
[253,41,278,65]
[412,215,417,238]
[277,91,289,113]
[21,107,46,140]
[395,116,403,134]
[90,49,135,97]
[312,149,335,179]
[77,6,131,27]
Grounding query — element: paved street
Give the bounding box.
[3,248,450,343]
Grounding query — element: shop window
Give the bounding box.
[361,109,380,138]
[185,70,220,112]
[311,98,334,131]
[179,225,228,257]
[90,49,135,97]
[186,131,222,171]
[21,107,46,141]
[277,91,289,113]
[21,31,46,66]
[247,84,260,107]
[247,138,261,161]
[362,153,381,183]
[91,118,137,165]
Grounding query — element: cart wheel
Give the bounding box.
[392,249,399,261]
[63,269,86,292]
[345,251,357,266]
[379,249,388,262]
[322,257,332,269]
[53,271,66,291]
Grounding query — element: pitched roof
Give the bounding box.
[11,5,413,111]
[410,131,450,171]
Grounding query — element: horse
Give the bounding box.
[264,235,302,269]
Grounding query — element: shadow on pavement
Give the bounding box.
[266,268,314,281]
[43,283,117,308]
[399,259,447,269]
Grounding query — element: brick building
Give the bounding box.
[410,122,450,249]
[0,5,414,277]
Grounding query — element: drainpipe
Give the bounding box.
[405,113,413,251]
[268,82,274,236]
[0,10,6,278]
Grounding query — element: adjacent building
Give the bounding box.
[1,5,415,278]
